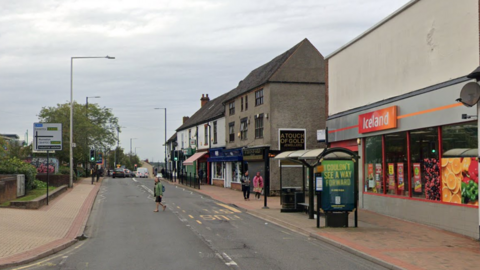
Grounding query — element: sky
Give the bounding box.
[0,0,411,163]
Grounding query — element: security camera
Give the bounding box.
[462,114,468,119]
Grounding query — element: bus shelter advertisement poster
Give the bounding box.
[321,160,355,211]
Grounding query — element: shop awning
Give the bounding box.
[183,152,208,165]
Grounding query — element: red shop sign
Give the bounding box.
[358,106,397,133]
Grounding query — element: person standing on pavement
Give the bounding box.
[154,177,166,212]
[253,172,264,199]
[241,171,251,201]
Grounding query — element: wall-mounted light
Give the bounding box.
[357,138,362,145]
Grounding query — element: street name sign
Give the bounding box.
[33,123,63,151]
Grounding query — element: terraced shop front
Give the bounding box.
[327,79,480,238]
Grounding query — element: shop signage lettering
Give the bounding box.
[358,106,397,133]
[279,130,305,152]
[321,160,355,212]
[243,148,265,161]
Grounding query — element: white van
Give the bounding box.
[136,167,149,178]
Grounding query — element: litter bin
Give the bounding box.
[281,187,298,212]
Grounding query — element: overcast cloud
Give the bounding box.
[0,0,410,162]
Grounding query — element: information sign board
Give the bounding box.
[33,123,62,151]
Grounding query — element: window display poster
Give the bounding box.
[375,164,382,192]
[321,160,355,211]
[397,163,404,191]
[413,163,422,193]
[368,164,374,188]
[388,163,395,190]
[441,157,478,205]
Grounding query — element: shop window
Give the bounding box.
[442,122,477,153]
[410,128,439,200]
[233,162,242,182]
[240,118,248,140]
[229,122,235,142]
[365,136,383,194]
[441,123,478,205]
[214,162,224,179]
[385,132,408,196]
[255,89,264,106]
[255,114,264,139]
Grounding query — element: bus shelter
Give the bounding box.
[274,147,359,227]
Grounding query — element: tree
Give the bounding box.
[37,102,120,170]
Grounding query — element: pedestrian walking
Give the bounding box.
[241,171,251,201]
[91,168,95,185]
[96,166,100,182]
[198,168,204,183]
[253,171,264,199]
[154,177,166,212]
[161,168,165,178]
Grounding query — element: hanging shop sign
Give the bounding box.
[397,163,405,191]
[358,106,397,133]
[243,148,265,161]
[388,163,395,190]
[321,160,355,211]
[413,163,422,193]
[279,130,305,152]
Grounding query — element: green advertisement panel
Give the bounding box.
[321,160,355,211]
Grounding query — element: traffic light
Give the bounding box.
[89,149,96,162]
[174,157,178,161]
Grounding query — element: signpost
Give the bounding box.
[33,123,63,205]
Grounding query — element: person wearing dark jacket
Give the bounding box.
[241,171,251,201]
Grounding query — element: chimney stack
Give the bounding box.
[183,116,190,123]
[200,94,210,107]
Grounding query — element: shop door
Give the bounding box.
[225,162,232,188]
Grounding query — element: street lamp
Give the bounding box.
[70,56,114,188]
[114,126,126,168]
[130,138,137,156]
[154,108,167,169]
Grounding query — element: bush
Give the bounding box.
[0,157,37,190]
[59,166,70,175]
[32,179,47,189]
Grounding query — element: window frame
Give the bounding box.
[255,114,264,139]
[229,122,235,142]
[213,121,218,144]
[240,118,248,140]
[255,89,264,106]
[229,101,235,115]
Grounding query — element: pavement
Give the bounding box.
[1,177,479,270]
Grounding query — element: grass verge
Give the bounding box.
[0,186,56,207]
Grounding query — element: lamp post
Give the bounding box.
[154,108,167,170]
[130,138,137,156]
[70,56,114,188]
[114,126,126,168]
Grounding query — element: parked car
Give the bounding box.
[130,171,135,177]
[137,168,149,178]
[124,169,132,178]
[136,171,143,178]
[112,168,125,178]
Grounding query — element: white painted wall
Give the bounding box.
[327,0,479,115]
[197,117,226,150]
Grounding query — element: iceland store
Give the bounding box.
[325,0,480,238]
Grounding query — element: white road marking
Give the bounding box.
[222,252,238,266]
[132,178,137,182]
